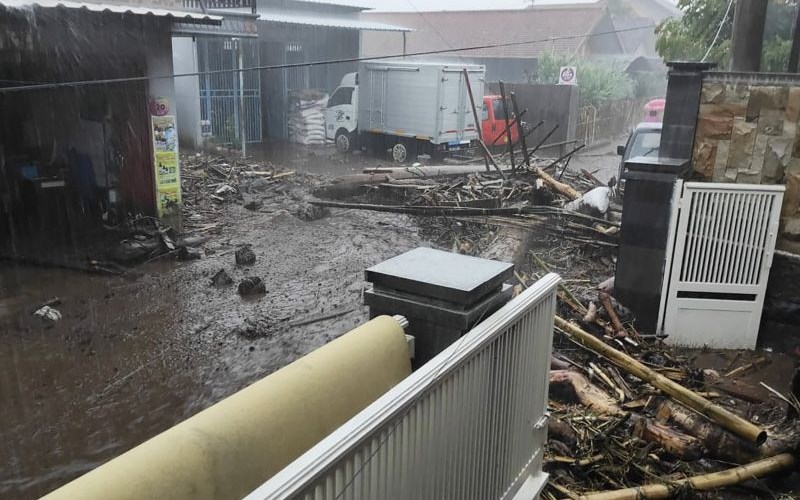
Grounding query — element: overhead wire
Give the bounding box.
[0,24,655,93]
[701,0,734,62]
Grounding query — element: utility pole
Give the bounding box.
[730,0,768,71]
[789,3,800,72]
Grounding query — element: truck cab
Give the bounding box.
[324,72,358,152]
[482,95,519,148]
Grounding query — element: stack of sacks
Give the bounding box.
[288,90,328,145]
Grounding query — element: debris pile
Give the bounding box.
[180,151,307,230]
[287,90,328,146]
[512,256,800,500]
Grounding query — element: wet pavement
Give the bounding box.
[0,203,427,499]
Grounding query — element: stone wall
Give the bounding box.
[692,76,800,242]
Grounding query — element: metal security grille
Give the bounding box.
[197,37,261,145]
[245,273,560,500]
[659,182,784,348]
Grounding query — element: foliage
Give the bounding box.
[531,52,635,106]
[656,0,798,71]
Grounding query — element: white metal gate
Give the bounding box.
[658,181,785,348]
[245,273,560,500]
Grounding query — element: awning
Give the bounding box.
[173,11,258,37]
[258,12,411,32]
[0,0,223,24]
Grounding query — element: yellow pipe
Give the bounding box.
[42,315,411,500]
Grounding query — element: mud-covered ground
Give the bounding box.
[0,196,427,499]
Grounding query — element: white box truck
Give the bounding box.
[324,60,486,162]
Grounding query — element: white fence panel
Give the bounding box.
[245,273,560,500]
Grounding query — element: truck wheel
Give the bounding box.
[392,142,408,163]
[335,129,352,153]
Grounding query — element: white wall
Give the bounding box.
[172,36,202,150]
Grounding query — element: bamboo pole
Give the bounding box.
[553,317,767,445]
[462,68,491,174]
[577,453,795,500]
[498,81,516,175]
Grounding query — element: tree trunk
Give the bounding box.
[550,370,624,416]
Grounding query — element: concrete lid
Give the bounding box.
[365,247,513,305]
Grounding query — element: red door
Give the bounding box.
[482,96,519,148]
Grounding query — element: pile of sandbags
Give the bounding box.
[288,90,328,145]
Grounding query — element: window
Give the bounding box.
[481,103,489,121]
[492,98,507,121]
[328,87,354,107]
[628,131,661,158]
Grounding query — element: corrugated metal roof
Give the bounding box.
[0,0,223,23]
[362,6,610,59]
[258,12,411,31]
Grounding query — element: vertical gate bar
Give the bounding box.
[724,191,743,283]
[742,194,766,284]
[690,191,710,282]
[735,193,756,284]
[705,190,726,283]
[714,192,735,283]
[725,192,748,284]
[705,191,725,283]
[686,190,705,282]
[750,194,773,284]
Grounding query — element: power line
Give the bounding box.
[0,24,654,93]
[404,0,468,64]
[702,0,734,62]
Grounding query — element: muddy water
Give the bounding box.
[0,206,426,499]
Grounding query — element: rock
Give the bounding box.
[294,202,329,221]
[692,139,717,179]
[783,171,800,218]
[238,277,266,296]
[235,316,276,338]
[178,247,201,261]
[235,245,256,265]
[211,269,233,286]
[763,138,792,183]
[758,109,784,136]
[243,196,263,211]
[696,113,733,140]
[248,178,272,192]
[725,83,750,106]
[700,82,725,104]
[747,86,789,120]
[712,140,730,181]
[215,184,236,196]
[786,87,800,123]
[34,305,61,323]
[727,118,757,172]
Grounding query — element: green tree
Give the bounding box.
[656,0,797,71]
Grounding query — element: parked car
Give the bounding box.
[324,61,486,162]
[617,122,662,182]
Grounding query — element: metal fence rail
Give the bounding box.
[245,273,560,500]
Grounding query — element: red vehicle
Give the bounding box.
[482,95,520,148]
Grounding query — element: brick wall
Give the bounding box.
[692,77,800,241]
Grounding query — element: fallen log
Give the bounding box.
[598,291,625,337]
[657,400,800,463]
[550,370,625,416]
[532,166,581,200]
[553,316,767,445]
[631,416,704,460]
[548,417,579,447]
[577,453,796,500]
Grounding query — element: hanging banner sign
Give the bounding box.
[151,114,181,217]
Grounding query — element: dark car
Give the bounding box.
[617,122,662,182]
